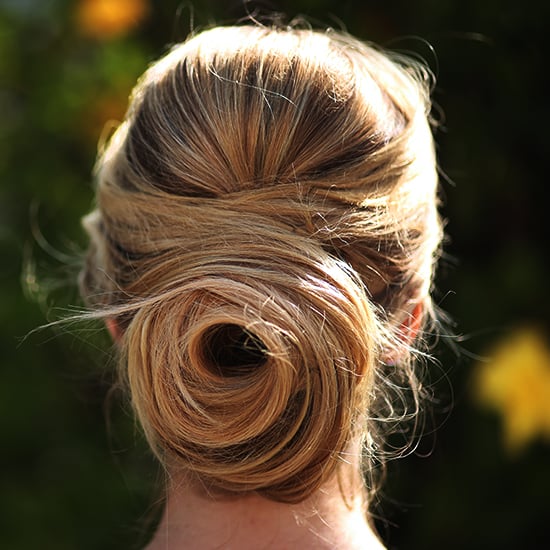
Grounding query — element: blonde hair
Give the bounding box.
[80,25,442,504]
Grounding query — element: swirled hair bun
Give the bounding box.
[80,25,442,503]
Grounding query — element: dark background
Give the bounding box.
[1,0,549,548]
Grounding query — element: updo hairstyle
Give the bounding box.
[80,25,442,504]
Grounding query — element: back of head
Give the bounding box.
[80,25,441,503]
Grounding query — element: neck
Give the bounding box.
[145,471,386,550]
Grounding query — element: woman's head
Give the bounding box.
[80,25,442,504]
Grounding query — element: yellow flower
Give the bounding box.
[474,328,550,453]
[76,0,149,39]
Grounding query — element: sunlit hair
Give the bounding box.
[80,25,442,504]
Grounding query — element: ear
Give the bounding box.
[401,302,423,345]
[383,302,423,364]
[105,318,123,343]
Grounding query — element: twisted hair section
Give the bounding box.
[80,25,442,503]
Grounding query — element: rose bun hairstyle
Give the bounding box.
[80,25,442,504]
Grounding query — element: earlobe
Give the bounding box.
[105,318,123,342]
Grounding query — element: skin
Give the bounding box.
[144,466,386,550]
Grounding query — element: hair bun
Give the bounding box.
[123,231,377,502]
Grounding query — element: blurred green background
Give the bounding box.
[1,0,549,548]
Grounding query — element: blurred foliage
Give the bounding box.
[1,0,548,549]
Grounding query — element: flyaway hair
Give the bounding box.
[80,25,442,504]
